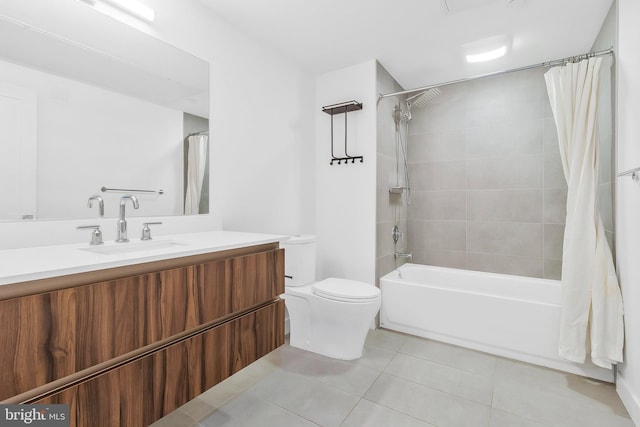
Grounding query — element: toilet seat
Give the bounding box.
[312,278,381,303]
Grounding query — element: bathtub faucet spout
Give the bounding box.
[394,252,413,260]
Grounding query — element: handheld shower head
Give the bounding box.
[394,104,412,126]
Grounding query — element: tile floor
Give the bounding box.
[152,329,635,427]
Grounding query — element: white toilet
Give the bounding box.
[281,235,381,360]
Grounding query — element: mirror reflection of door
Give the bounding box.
[0,82,36,220]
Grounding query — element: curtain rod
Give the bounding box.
[186,130,209,138]
[378,47,614,100]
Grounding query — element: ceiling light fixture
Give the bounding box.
[465,45,508,63]
[80,0,155,22]
[103,0,155,22]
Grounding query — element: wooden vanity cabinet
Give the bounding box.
[0,244,285,426]
[35,302,284,427]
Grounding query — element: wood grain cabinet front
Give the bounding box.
[35,301,285,427]
[0,245,285,406]
[231,248,284,312]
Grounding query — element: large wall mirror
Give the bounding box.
[0,13,209,221]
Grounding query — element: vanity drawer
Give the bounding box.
[34,300,285,427]
[0,247,283,402]
[74,259,232,368]
[231,248,284,312]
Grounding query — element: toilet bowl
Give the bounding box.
[281,235,381,360]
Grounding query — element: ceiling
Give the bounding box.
[198,0,614,90]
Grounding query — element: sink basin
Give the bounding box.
[79,240,188,255]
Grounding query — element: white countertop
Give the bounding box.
[0,230,287,286]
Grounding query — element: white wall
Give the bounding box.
[0,0,316,235]
[616,0,640,424]
[146,0,316,236]
[315,60,377,284]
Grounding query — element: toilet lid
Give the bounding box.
[312,278,381,302]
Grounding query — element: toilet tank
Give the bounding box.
[281,235,316,287]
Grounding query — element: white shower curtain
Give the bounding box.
[184,134,208,215]
[544,57,624,369]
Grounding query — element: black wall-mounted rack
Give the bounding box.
[322,100,363,165]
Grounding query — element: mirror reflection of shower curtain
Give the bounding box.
[184,134,208,215]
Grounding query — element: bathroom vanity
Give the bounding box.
[0,231,285,426]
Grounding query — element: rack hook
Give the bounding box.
[322,100,364,165]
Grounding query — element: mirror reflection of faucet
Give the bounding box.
[87,195,104,217]
[116,195,139,243]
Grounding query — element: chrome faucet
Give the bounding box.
[116,195,139,242]
[394,252,413,260]
[392,225,404,244]
[87,194,104,217]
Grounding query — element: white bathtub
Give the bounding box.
[380,264,614,382]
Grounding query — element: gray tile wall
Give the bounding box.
[591,1,616,255]
[376,62,408,285]
[406,67,565,279]
[377,59,613,281]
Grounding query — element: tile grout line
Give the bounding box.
[489,405,556,427]
[242,372,339,427]
[379,367,493,409]
[395,349,497,378]
[358,344,440,427]
[337,398,363,427]
[356,397,440,427]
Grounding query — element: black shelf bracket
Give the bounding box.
[322,100,364,165]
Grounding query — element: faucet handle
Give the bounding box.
[141,222,162,241]
[77,225,103,245]
[392,225,404,244]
